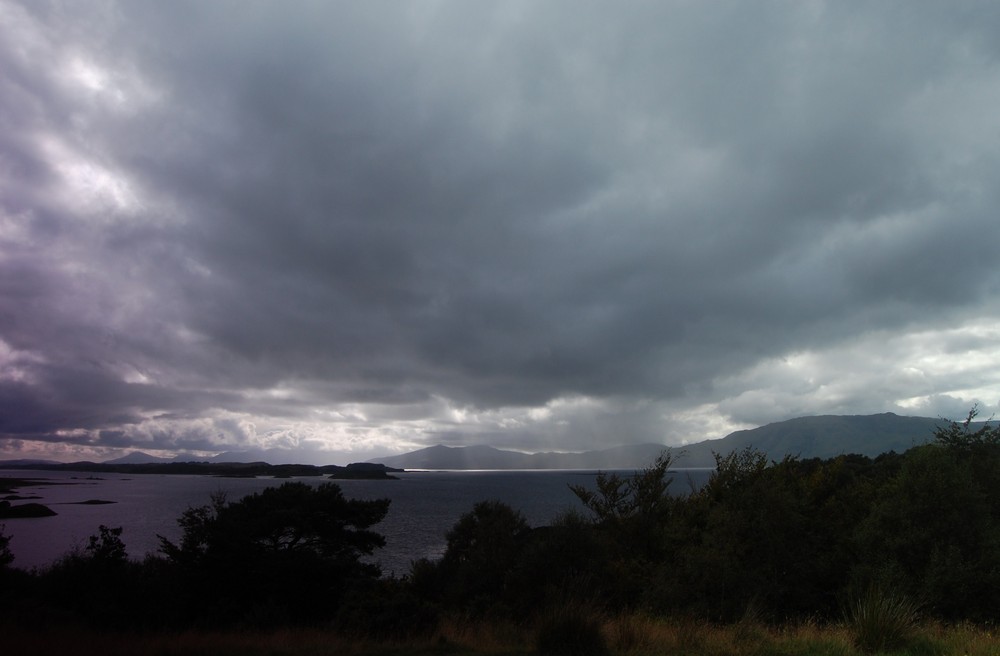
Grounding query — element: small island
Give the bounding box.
[0,477,59,517]
[0,461,401,478]
[0,499,57,518]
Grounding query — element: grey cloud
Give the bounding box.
[3,1,1000,458]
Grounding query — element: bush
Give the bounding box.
[335,582,440,640]
[846,585,919,653]
[0,524,12,568]
[535,606,609,656]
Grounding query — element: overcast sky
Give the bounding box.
[2,1,1000,463]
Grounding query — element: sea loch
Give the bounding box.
[1,468,713,575]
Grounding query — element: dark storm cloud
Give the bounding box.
[3,1,1000,459]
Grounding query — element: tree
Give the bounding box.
[159,481,390,625]
[700,446,768,502]
[0,524,12,568]
[569,450,677,526]
[86,525,127,565]
[443,499,530,567]
[564,452,681,609]
[932,404,1000,450]
[160,482,388,569]
[659,449,876,619]
[420,500,531,616]
[505,511,616,615]
[568,450,680,562]
[855,433,1000,619]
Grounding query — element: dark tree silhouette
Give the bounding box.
[158,481,390,625]
[86,525,127,565]
[0,524,12,568]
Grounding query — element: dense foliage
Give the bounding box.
[155,481,391,626]
[411,409,1000,624]
[5,410,1000,637]
[0,524,12,568]
[1,481,391,630]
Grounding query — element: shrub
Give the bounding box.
[535,605,609,656]
[0,524,12,568]
[86,525,127,565]
[335,583,440,640]
[846,585,919,653]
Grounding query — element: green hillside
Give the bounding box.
[676,412,949,466]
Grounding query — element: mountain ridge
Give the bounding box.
[0,412,960,471]
[370,412,955,470]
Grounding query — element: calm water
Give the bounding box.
[1,468,711,576]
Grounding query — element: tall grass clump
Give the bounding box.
[845,585,919,653]
[606,612,654,654]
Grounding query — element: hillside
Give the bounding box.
[371,443,670,470]
[371,412,953,470]
[674,412,948,466]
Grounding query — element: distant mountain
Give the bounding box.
[371,444,530,470]
[529,443,672,469]
[370,412,955,470]
[372,443,679,470]
[205,449,310,465]
[679,412,948,465]
[202,448,371,466]
[100,450,309,466]
[102,448,366,467]
[89,413,963,470]
[0,458,62,468]
[103,451,175,465]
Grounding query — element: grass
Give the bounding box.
[5,617,1000,656]
[845,586,920,653]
